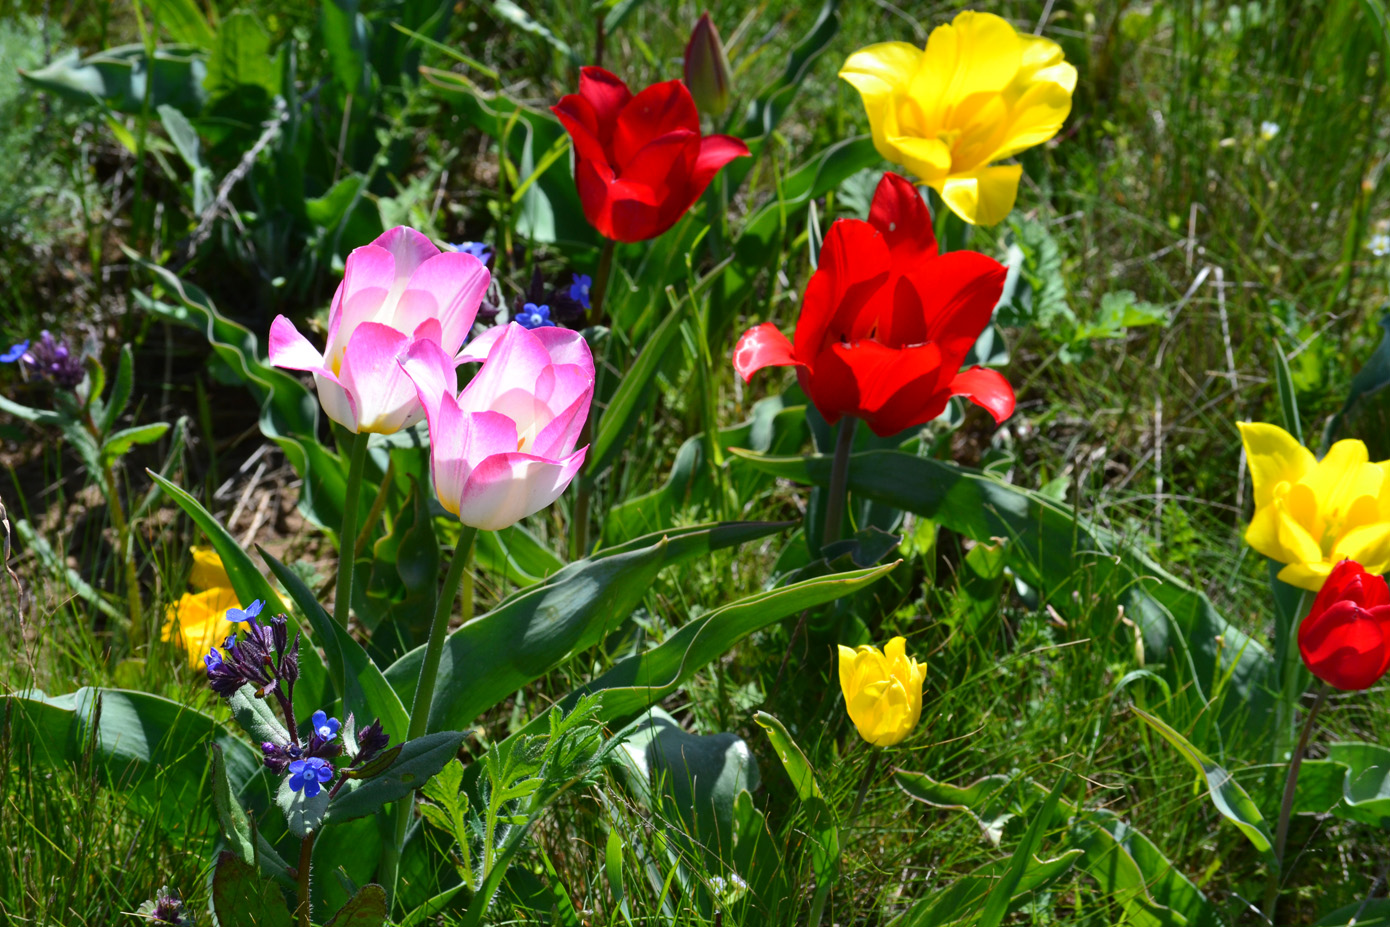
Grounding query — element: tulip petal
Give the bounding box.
[908,250,1008,364]
[691,134,750,192]
[937,163,1023,226]
[606,130,701,242]
[1237,422,1316,507]
[612,80,700,167]
[529,327,596,381]
[1334,522,1390,576]
[456,447,587,531]
[732,323,799,382]
[395,252,491,354]
[817,340,951,437]
[459,323,556,414]
[268,315,328,373]
[921,11,1023,101]
[313,373,359,432]
[337,322,418,434]
[455,325,508,365]
[328,244,399,356]
[1277,560,1333,592]
[553,93,615,170]
[1305,439,1371,513]
[989,73,1075,162]
[949,366,1015,423]
[578,66,633,124]
[793,219,890,359]
[867,172,937,263]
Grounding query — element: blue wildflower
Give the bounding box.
[288,757,335,797]
[227,599,265,624]
[516,303,556,329]
[311,710,340,742]
[204,648,224,673]
[446,241,492,264]
[0,340,28,363]
[569,274,592,310]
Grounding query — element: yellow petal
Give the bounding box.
[189,546,232,591]
[1303,439,1370,514]
[1244,502,1294,563]
[1237,422,1315,507]
[1333,522,1390,576]
[884,135,953,184]
[1274,492,1324,566]
[163,587,240,668]
[928,11,1024,105]
[1276,560,1332,592]
[989,77,1074,162]
[937,163,1022,226]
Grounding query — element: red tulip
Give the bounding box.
[732,172,1014,437]
[1298,559,1390,690]
[552,67,749,243]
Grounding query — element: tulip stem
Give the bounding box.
[822,417,856,550]
[588,238,616,328]
[334,431,371,634]
[382,524,479,906]
[1263,683,1329,923]
[848,749,879,821]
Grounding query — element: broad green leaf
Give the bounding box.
[1313,899,1390,926]
[1133,707,1274,856]
[98,343,135,434]
[324,884,388,927]
[1071,809,1220,927]
[146,471,331,718]
[900,850,1083,927]
[326,730,470,824]
[1322,309,1390,449]
[206,11,280,97]
[19,44,208,115]
[2,688,266,827]
[211,744,294,887]
[148,0,216,47]
[753,711,839,895]
[474,522,564,587]
[228,683,292,747]
[276,775,329,838]
[0,393,64,425]
[262,547,410,745]
[896,771,1015,846]
[731,449,1275,737]
[614,708,760,858]
[128,254,350,530]
[100,422,169,464]
[384,522,790,733]
[212,850,294,926]
[979,771,1072,927]
[322,0,369,91]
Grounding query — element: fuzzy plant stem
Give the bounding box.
[295,832,317,927]
[334,431,371,632]
[381,525,479,906]
[1264,684,1329,923]
[822,417,857,549]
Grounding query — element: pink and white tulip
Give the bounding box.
[400,323,593,531]
[267,226,490,434]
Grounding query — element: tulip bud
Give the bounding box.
[1298,559,1390,691]
[837,637,926,747]
[684,13,732,118]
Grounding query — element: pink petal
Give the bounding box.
[455,447,587,530]
[432,410,519,515]
[337,322,419,434]
[312,372,359,432]
[732,323,800,382]
[329,245,398,355]
[370,226,440,280]
[529,384,592,459]
[395,251,491,354]
[455,325,508,365]
[268,316,327,373]
[949,366,1015,424]
[529,327,596,382]
[458,323,555,413]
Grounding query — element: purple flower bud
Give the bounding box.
[17,331,84,390]
[355,718,390,766]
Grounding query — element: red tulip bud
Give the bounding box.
[1298,559,1390,690]
[684,12,732,117]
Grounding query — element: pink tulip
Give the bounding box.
[400,323,593,530]
[267,227,490,434]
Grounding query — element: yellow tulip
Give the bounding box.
[189,546,232,591]
[837,636,926,746]
[1239,422,1390,591]
[839,11,1076,226]
[162,586,241,668]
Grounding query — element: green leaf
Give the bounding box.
[474,523,564,587]
[324,884,388,927]
[327,730,470,824]
[1274,337,1304,445]
[613,708,760,858]
[322,0,370,91]
[262,547,410,745]
[2,688,266,830]
[211,744,294,887]
[146,471,331,717]
[0,393,65,425]
[902,850,1083,927]
[19,44,208,115]
[100,422,169,464]
[730,449,1275,736]
[1323,309,1390,448]
[11,518,122,621]
[128,254,350,529]
[228,683,292,747]
[586,292,688,477]
[98,343,135,434]
[206,11,280,97]
[732,0,841,157]
[384,522,791,733]
[277,775,329,838]
[1132,707,1274,856]
[979,771,1071,927]
[896,771,1015,846]
[148,0,216,47]
[487,0,575,61]
[754,712,839,891]
[1313,899,1390,926]
[212,850,294,926]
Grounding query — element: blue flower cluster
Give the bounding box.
[1,331,84,389]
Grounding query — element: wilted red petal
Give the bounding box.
[732,323,800,382]
[949,366,1016,423]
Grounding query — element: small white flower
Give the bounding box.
[1259,121,1280,141]
[1370,233,1390,257]
[730,873,749,892]
[709,876,727,894]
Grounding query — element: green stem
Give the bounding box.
[85,411,142,646]
[295,832,316,927]
[848,749,879,821]
[334,431,371,632]
[381,525,479,906]
[587,238,616,329]
[1264,685,1329,923]
[822,417,856,550]
[1273,590,1313,768]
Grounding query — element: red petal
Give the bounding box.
[574,157,618,240]
[577,67,632,125]
[553,93,613,171]
[949,366,1015,424]
[809,341,949,437]
[604,131,700,242]
[690,134,750,191]
[793,219,889,359]
[869,172,937,264]
[612,80,700,168]
[908,250,1008,366]
[732,323,800,382]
